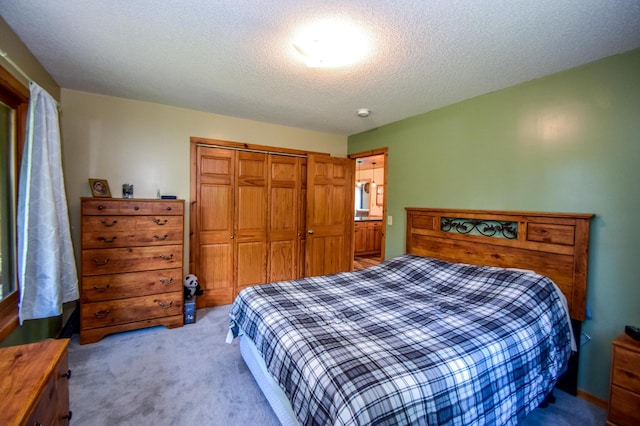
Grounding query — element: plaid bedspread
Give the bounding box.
[228,254,572,426]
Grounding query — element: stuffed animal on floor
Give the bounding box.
[183,274,204,300]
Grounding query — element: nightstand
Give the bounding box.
[607,333,640,426]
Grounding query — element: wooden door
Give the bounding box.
[193,146,234,306]
[305,155,355,277]
[268,156,302,282]
[234,151,268,294]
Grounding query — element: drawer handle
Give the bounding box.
[98,205,105,210]
[100,219,118,227]
[93,258,110,265]
[63,411,73,421]
[134,206,140,211]
[166,206,172,211]
[62,369,72,380]
[94,309,110,319]
[159,277,173,285]
[159,254,174,261]
[98,236,117,243]
[153,234,168,241]
[153,218,168,226]
[93,284,110,292]
[158,301,173,309]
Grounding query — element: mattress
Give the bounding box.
[228,254,573,425]
[239,334,300,426]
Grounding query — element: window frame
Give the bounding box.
[0,63,28,341]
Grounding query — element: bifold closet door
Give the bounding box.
[192,146,352,307]
[268,156,303,282]
[193,146,235,307]
[234,151,268,295]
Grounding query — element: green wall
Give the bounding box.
[348,48,640,400]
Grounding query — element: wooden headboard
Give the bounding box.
[405,208,594,320]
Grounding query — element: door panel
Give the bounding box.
[236,241,268,293]
[269,240,296,282]
[194,147,235,306]
[234,152,268,294]
[305,155,354,277]
[269,156,301,282]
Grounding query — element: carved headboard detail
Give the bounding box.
[405,208,594,320]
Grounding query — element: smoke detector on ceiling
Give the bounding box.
[357,108,370,117]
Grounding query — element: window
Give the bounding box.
[0,101,16,299]
[0,64,28,341]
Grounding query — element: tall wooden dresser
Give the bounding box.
[80,198,184,344]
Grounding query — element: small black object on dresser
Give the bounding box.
[625,325,640,341]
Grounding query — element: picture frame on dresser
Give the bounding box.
[88,178,111,198]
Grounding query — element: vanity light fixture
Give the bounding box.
[371,162,377,188]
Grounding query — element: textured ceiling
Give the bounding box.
[1,1,639,136]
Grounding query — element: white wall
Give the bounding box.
[61,89,348,271]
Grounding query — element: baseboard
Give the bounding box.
[577,389,608,409]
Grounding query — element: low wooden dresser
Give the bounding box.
[0,339,71,425]
[80,197,185,344]
[607,333,640,426]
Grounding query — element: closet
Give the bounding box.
[190,138,351,307]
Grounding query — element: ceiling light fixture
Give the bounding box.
[357,108,370,117]
[293,19,369,68]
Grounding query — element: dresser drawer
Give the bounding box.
[609,385,640,426]
[82,199,183,216]
[81,292,183,330]
[56,351,71,425]
[82,215,183,248]
[26,374,57,426]
[81,268,183,302]
[82,245,182,275]
[612,345,640,394]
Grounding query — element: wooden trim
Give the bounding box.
[189,141,198,276]
[348,148,388,159]
[190,136,330,158]
[577,389,608,409]
[0,292,19,342]
[0,65,29,106]
[0,63,29,343]
[406,207,594,220]
[350,148,388,261]
[405,207,594,320]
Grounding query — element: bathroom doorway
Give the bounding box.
[349,148,387,270]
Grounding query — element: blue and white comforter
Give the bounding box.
[228,254,572,425]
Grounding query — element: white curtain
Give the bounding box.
[17,82,78,324]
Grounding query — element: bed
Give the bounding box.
[227,208,594,425]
